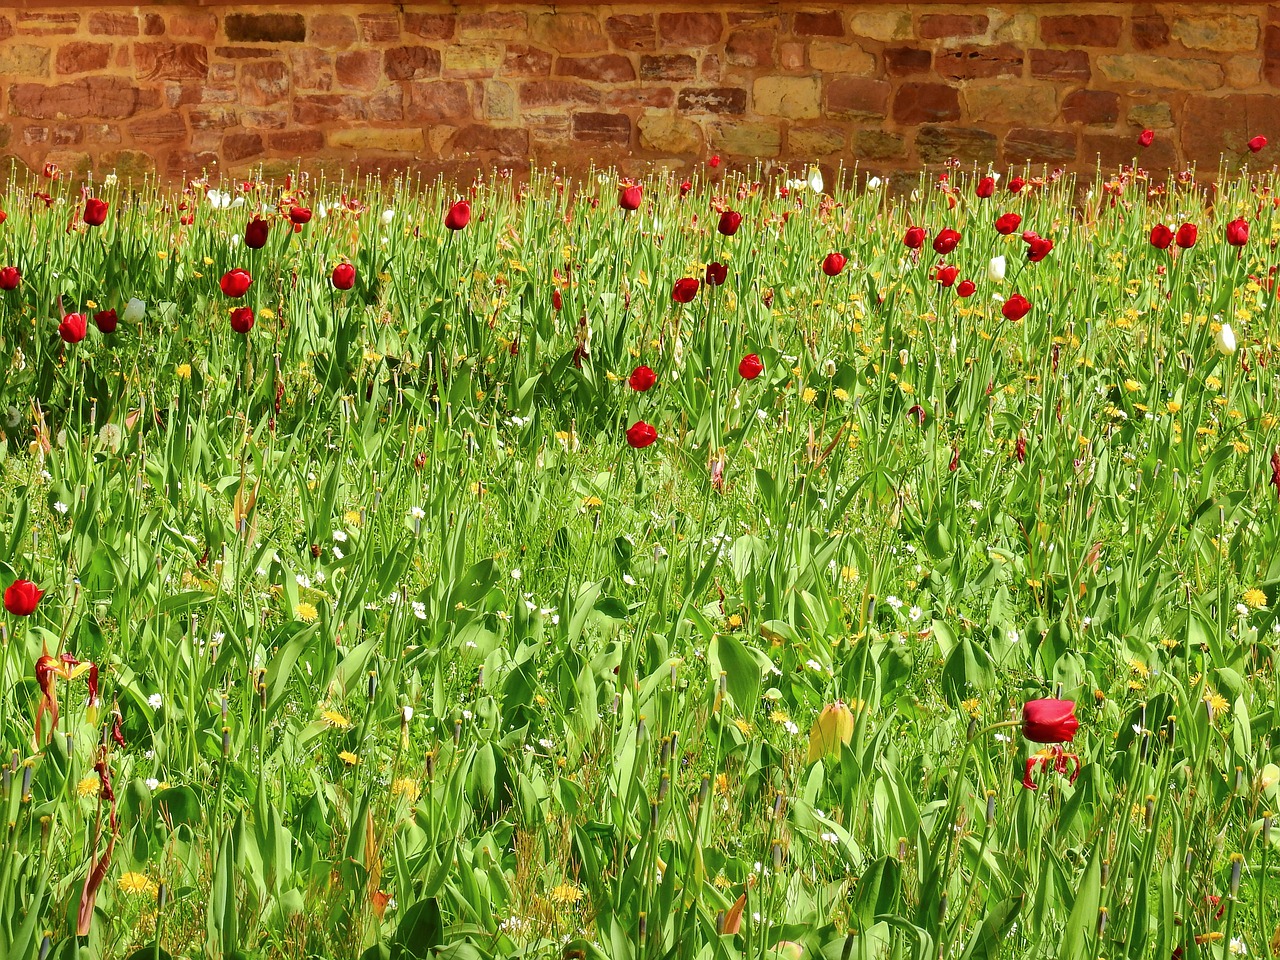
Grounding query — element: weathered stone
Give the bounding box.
[676,87,747,114]
[17,12,78,35]
[330,127,424,152]
[225,14,305,44]
[919,14,988,39]
[853,128,906,160]
[892,82,960,123]
[0,44,51,78]
[214,47,278,61]
[288,48,332,91]
[519,81,601,110]
[1061,89,1119,125]
[268,128,326,153]
[8,77,155,119]
[403,13,455,41]
[789,124,845,155]
[641,55,696,80]
[358,14,401,43]
[753,76,821,118]
[336,51,381,90]
[384,46,441,81]
[1182,93,1280,165]
[556,55,637,83]
[963,84,1058,125]
[848,11,911,42]
[100,148,155,179]
[1170,15,1259,52]
[808,41,874,74]
[991,12,1037,45]
[638,113,702,153]
[310,14,357,47]
[128,113,187,143]
[1132,10,1169,50]
[1225,56,1262,88]
[935,44,1023,81]
[483,80,516,120]
[1041,15,1122,47]
[1030,49,1090,81]
[792,12,844,38]
[442,43,503,78]
[1097,54,1224,90]
[459,12,526,40]
[1127,102,1174,129]
[658,13,723,46]
[885,46,931,76]
[916,125,998,163]
[502,45,553,78]
[605,86,673,108]
[826,76,891,119]
[606,15,656,51]
[53,125,82,146]
[223,131,264,162]
[531,13,608,53]
[778,43,804,71]
[449,124,527,156]
[57,42,112,75]
[572,112,630,144]
[239,61,289,107]
[89,13,138,36]
[1005,128,1078,163]
[709,120,781,157]
[134,43,209,81]
[725,30,776,68]
[1267,25,1280,86]
[404,81,471,121]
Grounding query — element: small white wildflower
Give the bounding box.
[332,530,348,542]
[147,694,163,709]
[145,777,160,791]
[53,501,68,515]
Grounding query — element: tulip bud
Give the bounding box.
[1215,323,1237,355]
[122,298,146,323]
[807,701,855,763]
[988,256,1006,282]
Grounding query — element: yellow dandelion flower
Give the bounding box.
[1129,659,1149,678]
[534,693,548,707]
[321,709,351,729]
[1203,689,1229,715]
[338,750,359,766]
[727,614,743,629]
[1232,440,1250,454]
[259,307,276,321]
[295,601,319,622]
[1123,379,1141,393]
[76,773,100,798]
[833,388,850,402]
[713,873,732,889]
[175,363,192,379]
[1166,402,1182,414]
[392,778,420,802]
[550,883,583,905]
[732,717,752,736]
[344,510,362,526]
[801,387,817,404]
[961,697,981,718]
[769,710,791,724]
[1243,588,1268,609]
[119,872,156,896]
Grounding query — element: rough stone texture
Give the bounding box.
[0,2,1274,179]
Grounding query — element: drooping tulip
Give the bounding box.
[976,176,995,199]
[1026,236,1054,263]
[957,279,976,297]
[1249,135,1268,153]
[936,265,959,287]
[994,212,1022,235]
[93,309,118,334]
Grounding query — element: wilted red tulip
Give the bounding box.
[976,176,995,198]
[822,252,847,277]
[93,309,117,334]
[1227,218,1250,247]
[1176,223,1198,248]
[83,198,109,227]
[672,278,700,303]
[1150,224,1174,250]
[245,217,270,249]
[936,265,959,287]
[903,226,926,249]
[629,365,657,391]
[705,262,728,286]
[933,228,961,254]
[331,263,356,291]
[619,184,643,211]
[4,579,43,616]
[229,306,255,334]
[957,279,976,297]
[288,206,312,225]
[1138,129,1155,147]
[445,200,471,230]
[552,289,563,311]
[1022,744,1081,790]
[626,421,657,448]
[220,269,252,298]
[718,210,743,236]
[995,212,1022,235]
[1271,448,1280,501]
[43,162,60,180]
[1021,698,1079,743]
[1249,135,1268,153]
[738,354,764,380]
[58,313,87,344]
[0,266,19,291]
[1015,433,1027,463]
[907,404,927,426]
[1026,236,1054,262]
[1002,293,1032,321]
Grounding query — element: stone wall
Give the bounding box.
[0,3,1276,183]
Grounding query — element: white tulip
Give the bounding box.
[808,166,824,194]
[1215,323,1237,355]
[988,256,1006,282]
[317,203,328,219]
[381,209,395,225]
[206,189,232,209]
[230,196,245,209]
[866,176,883,190]
[122,298,145,323]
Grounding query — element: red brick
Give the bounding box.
[1061,89,1119,125]
[702,54,722,81]
[88,13,138,36]
[641,55,696,80]
[892,82,960,123]
[1132,10,1170,50]
[57,43,112,75]
[604,86,673,108]
[242,108,288,129]
[239,61,289,107]
[17,12,79,35]
[919,14,988,39]
[726,30,775,68]
[658,13,723,46]
[404,81,471,121]
[826,77,891,119]
[885,46,931,76]
[310,15,357,48]
[188,106,238,130]
[128,113,187,144]
[215,47,278,61]
[336,51,381,90]
[793,12,843,37]
[8,77,156,119]
[519,81,602,109]
[450,125,527,156]
[222,131,263,162]
[404,13,456,41]
[289,48,332,92]
[605,15,655,51]
[167,13,217,41]
[268,128,326,153]
[225,14,305,44]
[502,45,553,77]
[1030,49,1091,82]
[935,44,1023,81]
[917,126,998,163]
[676,86,747,114]
[359,14,400,43]
[556,55,636,83]
[572,112,631,144]
[134,43,208,81]
[143,16,165,37]
[385,47,441,81]
[1041,15,1123,47]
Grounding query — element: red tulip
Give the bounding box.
[957,279,976,298]
[288,206,312,226]
[672,278,700,303]
[933,228,961,255]
[705,262,728,286]
[83,198,109,227]
[629,365,657,391]
[994,212,1022,235]
[907,404,927,427]
[93,309,118,333]
[1007,176,1026,193]
[245,217,270,249]
[1002,293,1032,321]
[552,289,563,311]
[58,313,87,344]
[1271,448,1280,501]
[679,180,692,198]
[1138,129,1155,147]
[445,200,471,231]
[1021,698,1079,743]
[822,252,847,277]
[1176,223,1198,249]
[0,210,7,225]
[1227,218,1250,247]
[936,265,959,287]
[619,185,643,211]
[903,226,926,249]
[709,154,721,168]
[331,263,356,291]
[229,306,255,334]
[0,266,20,291]
[220,269,252,298]
[3,579,43,616]
[626,421,657,448]
[976,176,995,199]
[718,210,742,236]
[738,354,764,380]
[1026,236,1054,263]
[1150,224,1174,250]
[1249,135,1268,153]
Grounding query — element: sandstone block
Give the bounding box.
[753,76,821,119]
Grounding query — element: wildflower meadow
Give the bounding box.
[1,155,1279,959]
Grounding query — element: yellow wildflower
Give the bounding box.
[295,601,319,622]
[118,873,157,896]
[1243,588,1268,609]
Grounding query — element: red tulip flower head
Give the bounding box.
[1138,129,1155,147]
[552,289,563,311]
[1007,176,1026,193]
[1026,236,1054,263]
[626,421,657,448]
[288,206,312,226]
[672,278,700,303]
[619,184,643,211]
[1002,293,1032,321]
[331,263,356,291]
[718,210,743,236]
[445,200,471,231]
[229,306,255,334]
[936,265,959,287]
[1175,223,1198,248]
[822,252,847,277]
[1227,218,1250,247]
[245,217,270,249]
[58,313,87,344]
[903,226,927,249]
[738,354,764,380]
[83,198,109,227]
[705,262,728,286]
[956,279,976,298]
[220,269,252,298]
[907,404,927,427]
[976,176,995,198]
[1150,224,1174,250]
[629,365,657,391]
[1249,135,1268,153]
[1021,698,1079,743]
[932,228,961,255]
[0,266,20,291]
[3,579,43,616]
[93,309,118,333]
[709,154,721,168]
[994,212,1022,235]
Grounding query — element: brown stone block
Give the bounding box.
[1097,55,1224,90]
[268,128,326,154]
[223,132,264,162]
[792,12,843,38]
[919,15,989,39]
[502,45,552,78]
[8,77,156,120]
[726,30,776,68]
[708,120,781,157]
[0,16,12,42]
[289,48,332,92]
[242,107,289,129]
[1171,15,1259,52]
[640,55,697,81]
[885,46,931,76]
[789,124,845,154]
[215,47,279,61]
[1267,25,1280,85]
[531,14,609,54]
[442,43,502,78]
[311,15,357,48]
[809,41,874,74]
[188,106,238,131]
[1040,15,1122,47]
[134,43,209,82]
[404,13,455,41]
[53,125,82,145]
[916,125,998,163]
[1132,10,1169,50]
[606,15,656,52]
[167,13,216,41]
[17,12,79,36]
[1182,93,1280,165]
[604,86,673,108]
[1061,90,1120,126]
[935,44,1024,81]
[0,44,50,78]
[658,13,723,46]
[359,14,401,43]
[129,112,187,144]
[225,14,305,44]
[853,128,906,160]
[1030,49,1089,82]
[892,82,959,123]
[676,87,747,114]
[404,81,471,121]
[826,76,891,119]
[101,148,155,179]
[385,47,442,81]
[239,61,289,107]
[1005,127,1078,163]
[330,127,423,151]
[450,124,528,156]
[520,80,602,110]
[89,13,138,37]
[754,76,821,118]
[143,15,164,37]
[556,55,636,83]
[165,150,219,178]
[336,51,381,91]
[963,84,1057,125]
[459,12,526,39]
[572,112,631,144]
[638,113,701,153]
